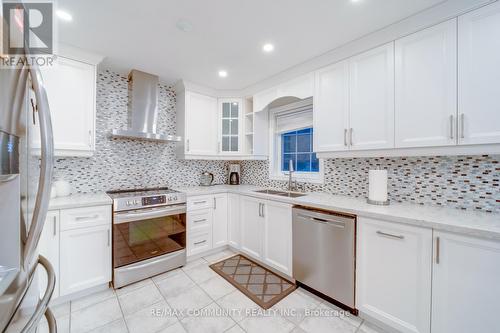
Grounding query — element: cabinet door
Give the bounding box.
[431,231,500,333]
[239,196,263,259]
[219,99,242,154]
[34,56,96,156]
[227,193,240,249]
[185,92,218,155]
[349,43,395,150]
[313,60,349,152]
[458,2,500,145]
[262,200,292,276]
[356,217,432,333]
[395,20,457,148]
[59,224,111,296]
[37,211,60,299]
[213,194,228,248]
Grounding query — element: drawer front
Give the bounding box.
[187,230,212,256]
[187,209,213,233]
[187,195,214,211]
[60,205,111,231]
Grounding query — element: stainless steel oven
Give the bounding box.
[107,188,186,288]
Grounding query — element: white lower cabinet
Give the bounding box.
[240,195,292,276]
[356,217,432,333]
[60,224,111,296]
[227,193,241,249]
[213,194,228,247]
[37,211,60,298]
[37,205,112,299]
[262,200,292,276]
[240,196,264,260]
[186,194,228,257]
[431,231,500,333]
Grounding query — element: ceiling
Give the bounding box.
[57,0,445,90]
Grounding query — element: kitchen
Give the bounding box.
[1,0,499,333]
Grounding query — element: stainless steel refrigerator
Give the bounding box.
[0,8,56,333]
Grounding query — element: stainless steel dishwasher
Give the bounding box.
[292,206,356,312]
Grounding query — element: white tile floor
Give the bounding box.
[38,249,387,333]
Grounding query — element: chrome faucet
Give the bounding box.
[288,159,296,192]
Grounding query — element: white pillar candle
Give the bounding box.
[368,170,388,202]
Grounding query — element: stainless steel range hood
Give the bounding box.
[111,70,181,142]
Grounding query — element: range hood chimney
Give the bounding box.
[111,70,181,142]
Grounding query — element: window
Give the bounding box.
[281,128,319,172]
[268,97,323,184]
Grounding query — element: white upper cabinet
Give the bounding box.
[349,43,395,150]
[458,1,500,145]
[431,231,500,333]
[184,91,218,155]
[32,54,99,156]
[218,98,243,154]
[313,60,350,152]
[395,20,457,148]
[357,217,432,333]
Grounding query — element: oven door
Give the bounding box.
[113,204,186,268]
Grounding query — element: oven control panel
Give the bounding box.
[142,195,166,206]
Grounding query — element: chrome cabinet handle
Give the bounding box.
[53,216,57,236]
[349,128,353,146]
[193,200,207,205]
[186,139,190,152]
[30,98,37,125]
[261,203,265,218]
[194,240,207,246]
[344,129,348,147]
[193,219,206,223]
[449,115,454,139]
[75,214,99,221]
[435,236,440,264]
[213,197,216,209]
[376,230,404,240]
[258,203,261,217]
[460,113,465,139]
[107,229,110,247]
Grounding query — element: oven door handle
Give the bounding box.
[114,204,186,224]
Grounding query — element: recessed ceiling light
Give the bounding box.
[262,43,274,53]
[218,70,228,78]
[176,19,193,32]
[56,10,73,22]
[351,0,362,3]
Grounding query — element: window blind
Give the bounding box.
[274,104,313,134]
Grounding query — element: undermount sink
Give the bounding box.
[254,189,306,198]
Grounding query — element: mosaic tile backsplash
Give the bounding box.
[52,70,229,192]
[240,156,500,214]
[54,70,499,214]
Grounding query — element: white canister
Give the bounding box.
[54,180,72,197]
[368,170,389,204]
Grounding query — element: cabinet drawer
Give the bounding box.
[60,205,111,231]
[187,195,214,211]
[187,209,212,233]
[187,230,212,256]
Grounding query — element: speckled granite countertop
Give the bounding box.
[48,192,112,210]
[174,185,500,241]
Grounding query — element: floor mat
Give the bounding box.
[210,254,296,309]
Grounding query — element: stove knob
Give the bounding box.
[174,196,178,201]
[134,200,139,205]
[126,201,131,206]
[167,196,172,201]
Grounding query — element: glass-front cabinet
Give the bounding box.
[219,98,243,154]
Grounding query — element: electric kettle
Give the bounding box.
[200,172,214,186]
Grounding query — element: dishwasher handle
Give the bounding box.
[296,211,353,229]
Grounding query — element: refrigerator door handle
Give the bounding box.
[20,255,56,333]
[23,63,55,270]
